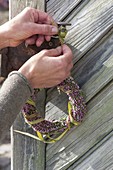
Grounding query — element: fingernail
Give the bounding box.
[52,26,58,33]
[56,46,62,54]
[25,42,28,48]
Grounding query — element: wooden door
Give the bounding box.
[46,0,113,169]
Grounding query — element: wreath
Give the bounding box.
[15,22,86,143]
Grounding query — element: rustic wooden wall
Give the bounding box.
[10,0,113,170]
[45,0,113,169]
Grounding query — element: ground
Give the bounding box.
[0,8,11,170]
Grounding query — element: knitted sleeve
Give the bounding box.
[0,72,33,141]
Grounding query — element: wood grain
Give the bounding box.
[68,133,113,170]
[45,0,113,169]
[9,0,45,18]
[9,0,113,169]
[66,0,113,63]
[10,1,46,170]
[73,29,113,102]
[46,81,113,170]
[45,1,113,124]
[47,0,113,63]
[47,0,82,21]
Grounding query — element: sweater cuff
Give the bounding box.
[8,71,33,94]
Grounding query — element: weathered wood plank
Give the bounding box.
[46,80,113,170]
[68,134,113,170]
[9,0,45,18]
[45,32,113,169]
[47,0,113,63]
[73,29,113,102]
[11,113,46,170]
[47,0,83,21]
[66,0,113,63]
[11,90,46,170]
[10,1,46,170]
[45,0,113,126]
[45,1,113,169]
[45,29,113,122]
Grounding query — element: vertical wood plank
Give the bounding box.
[10,1,46,170]
[9,0,45,18]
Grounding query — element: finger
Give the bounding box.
[46,46,62,56]
[30,23,58,36]
[25,35,37,45]
[45,35,51,42]
[40,46,62,57]
[36,35,44,47]
[23,7,53,24]
[61,44,73,63]
[35,10,54,24]
[66,62,73,72]
[62,44,73,57]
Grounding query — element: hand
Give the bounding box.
[0,7,58,48]
[19,44,73,88]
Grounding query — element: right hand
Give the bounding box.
[19,44,73,88]
[0,7,58,48]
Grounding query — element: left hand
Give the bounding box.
[19,44,73,88]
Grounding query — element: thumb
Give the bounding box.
[44,46,62,57]
[32,23,58,36]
